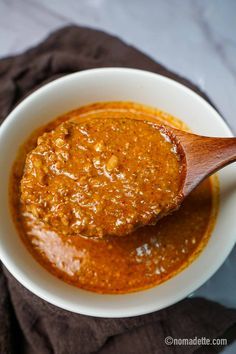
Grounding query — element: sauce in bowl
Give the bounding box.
[10,102,218,294]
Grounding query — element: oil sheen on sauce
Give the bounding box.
[20,117,184,238]
[9,102,218,294]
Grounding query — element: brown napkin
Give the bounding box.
[0,26,235,354]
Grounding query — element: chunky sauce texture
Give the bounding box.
[10,102,218,294]
[20,117,184,238]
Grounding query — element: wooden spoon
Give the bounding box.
[170,128,236,198]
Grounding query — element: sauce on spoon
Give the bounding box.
[21,117,185,238]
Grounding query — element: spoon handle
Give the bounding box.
[175,132,236,196]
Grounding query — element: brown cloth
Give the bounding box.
[0,26,235,354]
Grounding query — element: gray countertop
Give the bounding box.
[0,0,235,351]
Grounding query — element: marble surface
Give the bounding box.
[0,0,235,350]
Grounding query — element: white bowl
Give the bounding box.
[0,68,235,318]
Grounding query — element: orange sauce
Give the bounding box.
[9,102,218,294]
